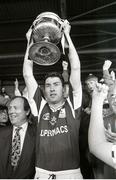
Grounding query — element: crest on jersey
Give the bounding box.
[42,113,50,121]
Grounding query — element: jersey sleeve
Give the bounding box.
[33,86,44,111]
[28,86,43,116]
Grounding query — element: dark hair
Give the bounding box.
[85,73,98,83]
[0,105,8,111]
[44,72,64,86]
[9,96,30,112]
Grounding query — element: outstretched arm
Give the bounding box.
[63,21,82,109]
[14,78,21,96]
[63,20,81,92]
[89,83,115,168]
[23,28,38,99]
[103,60,114,86]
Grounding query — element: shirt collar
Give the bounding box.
[13,121,28,132]
[49,101,65,112]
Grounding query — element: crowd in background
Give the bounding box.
[0,59,116,178]
[0,13,116,178]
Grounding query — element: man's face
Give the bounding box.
[86,79,97,93]
[44,77,64,104]
[0,109,8,123]
[8,98,27,126]
[1,87,5,93]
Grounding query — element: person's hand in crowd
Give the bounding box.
[62,61,68,70]
[92,83,109,102]
[14,78,19,88]
[84,107,91,115]
[103,60,112,71]
[105,123,116,143]
[111,71,116,81]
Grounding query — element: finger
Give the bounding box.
[106,134,116,142]
[105,127,116,138]
[108,123,112,133]
[105,131,116,142]
[64,19,70,24]
[111,71,115,81]
[106,136,115,143]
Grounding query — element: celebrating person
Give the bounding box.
[0,96,36,178]
[23,16,83,179]
[89,82,116,169]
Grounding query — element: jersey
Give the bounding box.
[33,85,82,171]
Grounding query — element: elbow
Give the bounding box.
[71,61,80,70]
[23,72,32,81]
[88,133,102,158]
[89,141,100,159]
[23,68,28,77]
[23,67,31,79]
[23,58,33,77]
[23,65,33,78]
[88,132,97,155]
[88,137,94,154]
[89,141,95,155]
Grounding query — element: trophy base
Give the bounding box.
[29,41,61,66]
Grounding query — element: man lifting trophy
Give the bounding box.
[23,11,83,179]
[27,12,69,66]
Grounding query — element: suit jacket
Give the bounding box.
[0,119,37,179]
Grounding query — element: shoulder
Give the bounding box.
[28,115,38,133]
[0,125,12,138]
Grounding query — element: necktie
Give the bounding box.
[11,127,22,168]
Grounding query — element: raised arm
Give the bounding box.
[14,78,21,96]
[23,29,38,99]
[89,83,115,169]
[103,60,114,86]
[63,20,81,92]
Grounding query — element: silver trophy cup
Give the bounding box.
[29,12,65,66]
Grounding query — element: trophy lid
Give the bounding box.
[36,12,62,23]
